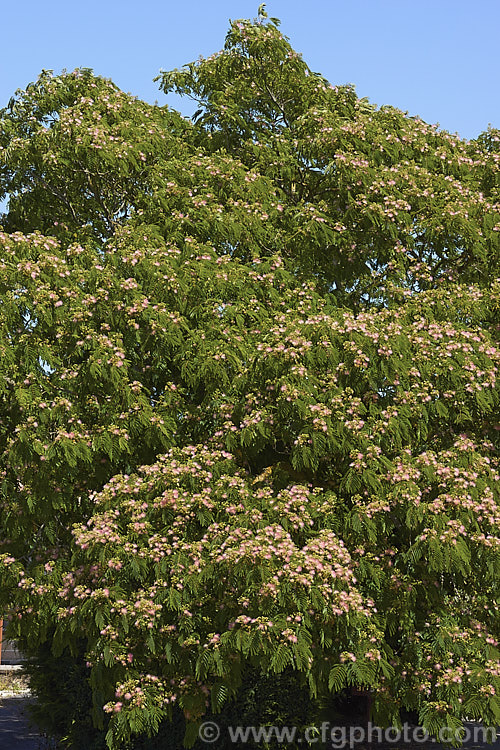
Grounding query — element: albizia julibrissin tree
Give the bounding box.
[0,11,499,749]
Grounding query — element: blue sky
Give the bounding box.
[1,0,499,140]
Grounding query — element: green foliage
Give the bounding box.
[21,641,109,750]
[0,9,499,750]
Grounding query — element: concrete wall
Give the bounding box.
[0,621,22,665]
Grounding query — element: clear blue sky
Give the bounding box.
[1,0,499,140]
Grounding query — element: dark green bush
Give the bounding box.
[21,642,109,750]
[23,652,316,749]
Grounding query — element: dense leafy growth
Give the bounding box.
[0,11,499,749]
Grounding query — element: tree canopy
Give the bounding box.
[0,12,499,749]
